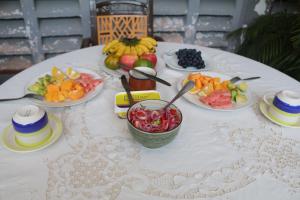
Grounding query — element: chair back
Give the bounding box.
[94,1,152,44]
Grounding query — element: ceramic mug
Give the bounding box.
[263,90,300,125]
[12,105,48,133]
[12,105,52,146]
[129,67,156,91]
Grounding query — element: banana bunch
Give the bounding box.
[102,37,157,57]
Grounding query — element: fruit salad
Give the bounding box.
[184,72,248,109]
[128,107,181,133]
[28,67,102,102]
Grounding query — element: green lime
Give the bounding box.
[133,59,153,68]
[105,55,120,70]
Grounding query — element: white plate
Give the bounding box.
[25,67,104,107]
[99,56,165,77]
[177,71,253,111]
[259,98,300,128]
[0,113,63,153]
[163,49,214,72]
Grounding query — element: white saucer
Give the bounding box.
[259,100,300,128]
[0,113,63,153]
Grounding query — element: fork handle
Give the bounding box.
[0,97,23,102]
[243,76,261,81]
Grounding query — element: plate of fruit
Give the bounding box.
[26,67,104,107]
[101,37,164,76]
[177,72,253,111]
[163,48,214,72]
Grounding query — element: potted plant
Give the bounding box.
[228,0,300,81]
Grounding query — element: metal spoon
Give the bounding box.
[120,75,134,106]
[163,80,195,110]
[0,93,43,102]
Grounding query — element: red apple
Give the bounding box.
[140,53,157,67]
[119,54,138,71]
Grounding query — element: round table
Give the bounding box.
[0,42,299,200]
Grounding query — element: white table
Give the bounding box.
[0,42,299,200]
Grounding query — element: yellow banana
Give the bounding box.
[137,44,149,54]
[142,37,157,46]
[124,45,131,54]
[102,39,119,53]
[149,48,156,53]
[115,44,126,57]
[135,45,143,56]
[108,42,121,54]
[139,39,153,49]
[130,46,137,56]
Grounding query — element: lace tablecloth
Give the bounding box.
[0,42,299,200]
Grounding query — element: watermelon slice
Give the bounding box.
[200,90,232,109]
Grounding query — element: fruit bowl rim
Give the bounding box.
[126,99,183,135]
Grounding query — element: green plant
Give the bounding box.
[228,12,300,81]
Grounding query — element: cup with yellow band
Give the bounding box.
[12,105,52,146]
[263,90,300,126]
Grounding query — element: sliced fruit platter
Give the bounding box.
[101,37,160,75]
[27,67,104,107]
[178,71,252,111]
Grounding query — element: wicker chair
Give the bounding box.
[81,0,161,47]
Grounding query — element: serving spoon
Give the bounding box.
[163,80,195,110]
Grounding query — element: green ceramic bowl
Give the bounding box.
[127,100,182,148]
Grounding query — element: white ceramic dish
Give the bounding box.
[0,113,63,153]
[99,56,165,77]
[163,49,214,72]
[177,71,253,111]
[25,67,104,107]
[259,99,300,128]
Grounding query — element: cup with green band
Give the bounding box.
[12,105,52,146]
[263,91,300,126]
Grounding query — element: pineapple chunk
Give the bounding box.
[237,82,248,92]
[236,94,248,104]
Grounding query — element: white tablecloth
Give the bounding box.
[0,42,299,200]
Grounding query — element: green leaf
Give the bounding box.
[228,12,300,81]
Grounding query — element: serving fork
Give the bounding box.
[230,76,261,84]
[0,93,43,102]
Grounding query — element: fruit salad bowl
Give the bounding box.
[127,100,182,149]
